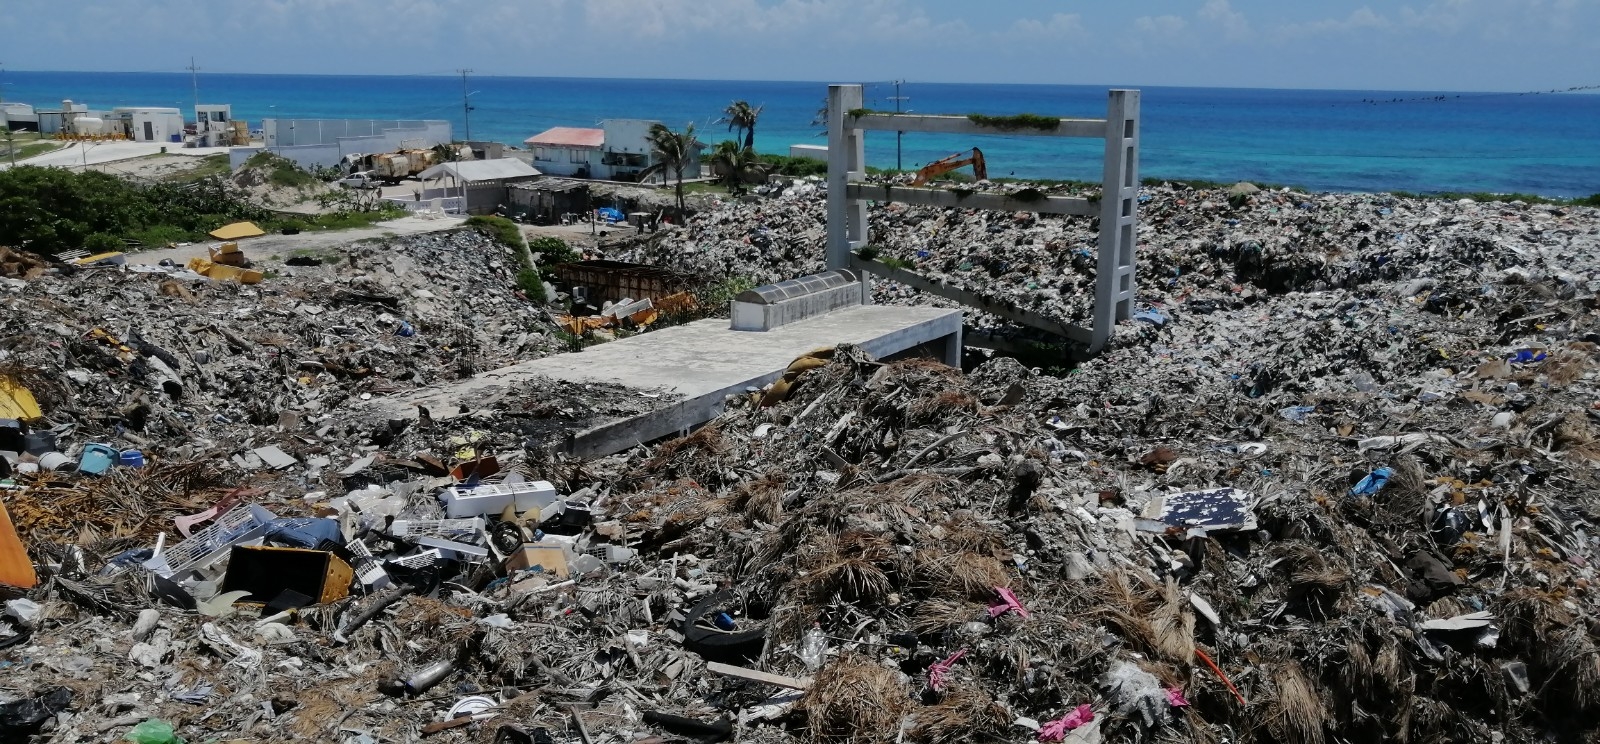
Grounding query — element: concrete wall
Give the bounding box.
[234,118,452,170]
[531,147,598,178]
[119,109,185,143]
[790,144,828,160]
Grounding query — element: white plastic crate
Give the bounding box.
[390,517,486,540]
[144,504,278,577]
[346,539,391,589]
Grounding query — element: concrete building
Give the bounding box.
[2,103,39,132]
[522,119,703,184]
[107,107,185,143]
[229,118,452,170]
[524,127,604,178]
[194,104,237,147]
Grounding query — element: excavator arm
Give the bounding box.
[911,148,988,186]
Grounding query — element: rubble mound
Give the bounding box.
[1,185,1599,743]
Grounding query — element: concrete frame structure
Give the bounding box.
[826,84,1141,352]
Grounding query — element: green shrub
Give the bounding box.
[529,235,578,267]
[756,153,828,178]
[516,268,547,302]
[464,215,524,250]
[83,233,124,253]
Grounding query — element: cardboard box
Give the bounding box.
[504,544,570,579]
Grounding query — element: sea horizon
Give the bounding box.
[3,69,1597,198]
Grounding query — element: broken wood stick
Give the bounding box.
[705,661,812,690]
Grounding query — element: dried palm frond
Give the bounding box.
[801,654,913,744]
[1263,662,1328,744]
[911,598,984,636]
[1148,583,1196,663]
[908,682,1010,744]
[912,549,1011,602]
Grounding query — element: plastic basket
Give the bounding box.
[144,504,277,577]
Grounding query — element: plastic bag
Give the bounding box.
[798,625,829,672]
[124,718,183,744]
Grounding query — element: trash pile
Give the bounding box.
[2,183,1600,744]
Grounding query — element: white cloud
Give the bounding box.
[1398,0,1473,34]
[1274,7,1391,39]
[1012,13,1085,37]
[1134,15,1188,35]
[1198,0,1252,40]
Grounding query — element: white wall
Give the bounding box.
[531,146,598,178]
[237,119,452,171]
[117,109,184,142]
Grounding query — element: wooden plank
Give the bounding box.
[846,184,1097,217]
[847,113,1106,139]
[705,661,813,690]
[848,256,1087,343]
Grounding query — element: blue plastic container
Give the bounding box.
[119,449,145,468]
[78,443,118,475]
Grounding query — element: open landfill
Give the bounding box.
[3,178,1600,744]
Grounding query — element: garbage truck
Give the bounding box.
[339,149,441,184]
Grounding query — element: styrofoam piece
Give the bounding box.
[144,504,278,577]
[439,481,559,519]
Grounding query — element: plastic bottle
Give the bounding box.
[798,624,829,671]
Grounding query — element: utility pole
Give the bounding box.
[187,57,202,121]
[889,80,910,172]
[457,69,474,143]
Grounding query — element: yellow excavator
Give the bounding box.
[910,148,988,186]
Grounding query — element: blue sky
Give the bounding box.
[1,0,1595,91]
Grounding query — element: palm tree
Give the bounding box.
[720,100,763,151]
[641,122,698,218]
[708,140,761,195]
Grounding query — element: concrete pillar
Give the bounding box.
[1092,90,1141,352]
[941,326,964,368]
[827,85,869,303]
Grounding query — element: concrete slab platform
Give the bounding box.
[374,305,962,457]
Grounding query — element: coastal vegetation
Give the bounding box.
[708,141,762,194]
[245,151,316,189]
[756,153,827,178]
[719,100,764,151]
[0,164,400,254]
[640,123,699,217]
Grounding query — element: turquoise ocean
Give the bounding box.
[3,71,1597,198]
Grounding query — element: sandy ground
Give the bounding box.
[0,141,233,171]
[127,214,468,266]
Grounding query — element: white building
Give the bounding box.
[195,104,236,147]
[524,126,605,178]
[108,107,186,143]
[522,119,702,184]
[229,118,453,170]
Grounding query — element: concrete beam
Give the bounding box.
[846,184,1097,217]
[849,255,1091,344]
[847,113,1106,139]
